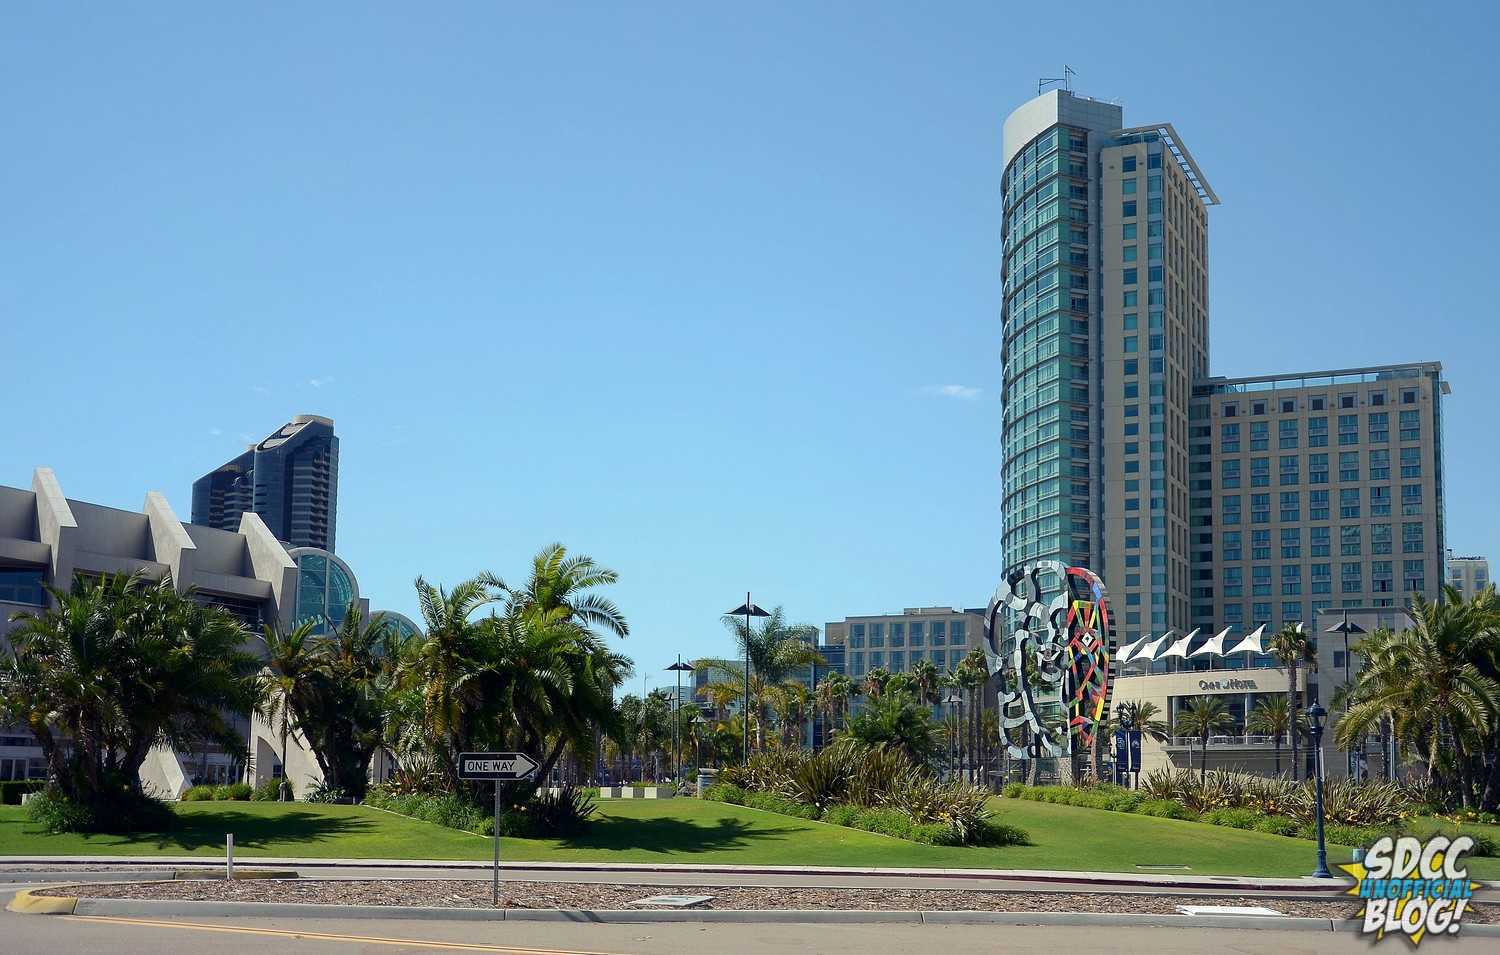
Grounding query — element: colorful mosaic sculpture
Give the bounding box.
[982,561,1113,760]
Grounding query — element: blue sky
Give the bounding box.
[3,3,1495,693]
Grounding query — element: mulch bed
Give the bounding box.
[47,878,1491,921]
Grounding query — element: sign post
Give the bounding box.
[457,752,539,907]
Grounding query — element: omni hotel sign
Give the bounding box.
[1197,678,1258,691]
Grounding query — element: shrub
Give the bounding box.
[1318,823,1387,848]
[181,785,217,801]
[1201,807,1259,830]
[820,804,861,828]
[702,782,747,805]
[0,780,45,805]
[305,782,349,804]
[1136,798,1195,820]
[250,777,283,802]
[213,783,252,801]
[744,790,820,820]
[26,786,175,834]
[1253,816,1301,837]
[980,821,1032,846]
[1002,782,1026,799]
[524,783,596,837]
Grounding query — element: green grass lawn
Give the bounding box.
[2,798,1495,879]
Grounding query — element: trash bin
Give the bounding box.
[696,768,718,796]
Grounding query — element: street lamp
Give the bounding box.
[1306,703,1331,878]
[944,690,963,781]
[1325,612,1368,778]
[726,595,770,766]
[666,657,695,781]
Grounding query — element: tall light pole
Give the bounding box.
[667,657,695,780]
[1306,703,1331,878]
[1325,612,1367,778]
[944,690,963,781]
[726,595,769,766]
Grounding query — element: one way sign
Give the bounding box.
[457,752,539,781]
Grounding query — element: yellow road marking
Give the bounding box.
[62,914,622,954]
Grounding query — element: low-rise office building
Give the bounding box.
[1447,552,1490,600]
[822,607,985,682]
[0,467,410,794]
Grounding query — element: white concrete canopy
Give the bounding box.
[1190,626,1234,658]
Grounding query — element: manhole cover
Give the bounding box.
[1176,905,1284,917]
[629,895,714,908]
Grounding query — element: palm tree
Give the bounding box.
[814,672,856,741]
[1336,588,1500,807]
[909,658,942,706]
[861,666,891,699]
[1267,622,1317,781]
[259,619,320,799]
[706,607,822,754]
[1110,700,1170,741]
[846,689,942,766]
[1176,696,1235,781]
[404,575,496,789]
[486,543,629,640]
[1246,696,1303,777]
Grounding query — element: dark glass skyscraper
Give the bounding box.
[192,414,339,552]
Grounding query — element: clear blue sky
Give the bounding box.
[3,3,1495,693]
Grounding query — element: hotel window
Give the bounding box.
[1251,422,1269,451]
[1339,487,1361,519]
[1221,423,1240,452]
[1341,524,1362,556]
[1122,156,1137,172]
[1402,522,1425,554]
[1222,531,1242,562]
[1311,526,1331,557]
[1401,484,1423,515]
[930,621,946,646]
[871,651,884,669]
[1399,410,1421,441]
[1371,522,1393,555]
[1308,416,1328,447]
[869,623,884,647]
[1311,396,1326,411]
[1123,222,1137,239]
[1338,414,1359,445]
[849,624,865,649]
[1123,268,1138,285]
[1279,454,1299,484]
[1251,457,1270,487]
[1368,412,1389,443]
[1339,452,1359,482]
[1370,391,1386,407]
[1371,561,1393,593]
[1221,459,1241,488]
[1370,486,1392,517]
[1401,388,1418,404]
[1123,178,1138,195]
[1123,200,1137,217]
[1253,565,1272,596]
[1251,493,1270,523]
[1369,449,1390,481]
[1312,564,1332,594]
[1148,153,1162,169]
[1404,560,1425,591]
[1310,489,1329,521]
[1281,565,1302,595]
[1279,420,1299,449]
[1252,530,1271,561]
[909,622,925,647]
[951,620,966,643]
[1280,492,1300,522]
[890,622,905,647]
[1281,526,1301,558]
[1223,567,1243,597]
[1124,245,1138,262]
[1222,495,1241,525]
[1342,562,1362,593]
[1340,394,1357,409]
[1400,446,1422,478]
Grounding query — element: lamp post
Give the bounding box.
[726,595,770,766]
[691,711,709,771]
[1325,612,1367,778]
[666,657,695,781]
[1306,703,1331,878]
[944,690,963,782]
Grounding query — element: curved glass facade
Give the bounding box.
[290,547,358,632]
[1001,123,1096,568]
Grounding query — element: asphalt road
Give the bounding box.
[7,900,1492,955]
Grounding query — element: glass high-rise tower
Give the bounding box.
[192,414,340,552]
[1001,88,1217,640]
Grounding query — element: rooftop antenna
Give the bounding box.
[1037,65,1076,96]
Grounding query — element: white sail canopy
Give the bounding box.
[1226,624,1268,656]
[1129,630,1174,664]
[1113,634,1148,664]
[1189,626,1234,658]
[1158,627,1200,660]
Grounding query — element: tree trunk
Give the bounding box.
[1287,662,1301,782]
[1200,735,1208,782]
[1273,738,1281,777]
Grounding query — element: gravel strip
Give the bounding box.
[44,878,1492,921]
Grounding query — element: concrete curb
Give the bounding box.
[3,893,1491,935]
[0,856,1374,892]
[0,868,297,884]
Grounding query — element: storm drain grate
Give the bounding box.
[629,895,714,908]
